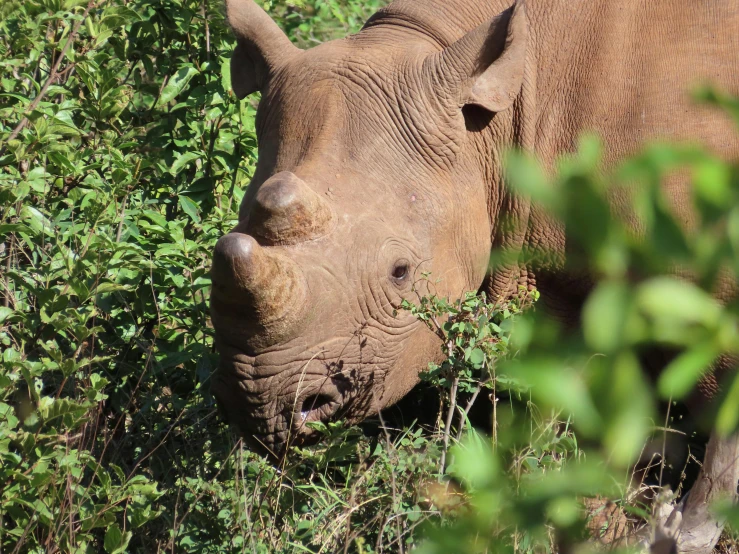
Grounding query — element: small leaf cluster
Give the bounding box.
[503,98,739,464]
[402,286,538,395]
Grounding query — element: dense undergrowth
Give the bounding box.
[2,0,739,552]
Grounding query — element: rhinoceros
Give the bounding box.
[210,0,739,547]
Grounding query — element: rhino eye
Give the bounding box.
[391,259,410,283]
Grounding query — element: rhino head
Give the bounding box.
[210,0,529,455]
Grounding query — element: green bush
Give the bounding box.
[2,0,739,552]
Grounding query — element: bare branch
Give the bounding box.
[440,358,459,473]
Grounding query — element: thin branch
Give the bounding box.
[455,381,487,443]
[202,1,210,61]
[658,396,673,491]
[440,349,459,474]
[3,234,13,308]
[376,407,404,554]
[115,195,128,243]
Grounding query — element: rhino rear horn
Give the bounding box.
[248,172,334,245]
[428,0,528,113]
[226,0,299,98]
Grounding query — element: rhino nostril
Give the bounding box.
[298,393,340,424]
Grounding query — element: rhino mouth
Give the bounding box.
[211,352,381,457]
[299,391,341,423]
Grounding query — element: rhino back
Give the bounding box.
[530,0,739,164]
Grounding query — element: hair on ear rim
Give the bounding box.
[427,0,528,114]
[465,0,527,112]
[226,0,300,98]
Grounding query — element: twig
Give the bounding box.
[227,101,245,202]
[3,234,13,308]
[227,136,241,201]
[658,397,672,491]
[114,160,139,243]
[202,1,210,60]
[125,407,188,480]
[1,0,99,154]
[204,116,222,184]
[169,440,242,536]
[676,431,739,553]
[455,380,487,443]
[115,195,128,243]
[491,364,498,449]
[439,346,459,474]
[376,405,404,554]
[237,441,258,553]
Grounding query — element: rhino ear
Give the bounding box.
[432,0,528,113]
[226,0,299,98]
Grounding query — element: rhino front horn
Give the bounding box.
[211,233,307,342]
[248,171,334,245]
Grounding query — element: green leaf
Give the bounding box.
[0,307,14,323]
[449,430,500,489]
[94,283,130,294]
[658,342,721,399]
[504,150,557,210]
[178,195,201,223]
[104,523,131,554]
[603,352,653,467]
[47,151,76,173]
[0,224,32,234]
[510,357,603,437]
[693,158,732,207]
[636,277,722,329]
[221,56,232,93]
[99,5,142,30]
[20,205,52,235]
[582,280,631,354]
[157,67,199,107]
[170,152,201,176]
[468,348,485,368]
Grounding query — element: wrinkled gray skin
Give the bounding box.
[211,0,739,466]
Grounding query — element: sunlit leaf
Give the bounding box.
[178,195,201,223]
[582,280,631,354]
[157,66,199,107]
[658,341,721,399]
[503,150,558,209]
[636,277,722,329]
